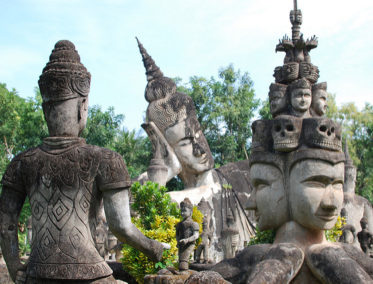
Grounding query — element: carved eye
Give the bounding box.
[275,125,282,132]
[331,127,335,133]
[319,125,327,132]
[286,124,294,131]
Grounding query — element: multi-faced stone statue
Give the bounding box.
[176,198,200,271]
[0,40,168,284]
[311,82,328,116]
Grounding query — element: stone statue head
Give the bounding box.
[247,152,289,231]
[180,198,193,219]
[311,82,328,116]
[288,150,345,230]
[268,83,288,117]
[38,40,91,137]
[360,217,368,230]
[288,78,312,117]
[137,39,214,180]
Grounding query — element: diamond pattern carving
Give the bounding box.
[32,200,44,221]
[52,199,69,222]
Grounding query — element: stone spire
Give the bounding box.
[344,138,354,167]
[136,37,164,82]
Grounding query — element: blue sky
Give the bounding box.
[1,0,373,131]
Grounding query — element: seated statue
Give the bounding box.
[339,208,357,245]
[0,40,168,284]
[176,198,200,270]
[135,38,255,261]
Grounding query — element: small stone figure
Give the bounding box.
[288,78,312,118]
[176,198,199,270]
[357,217,373,257]
[311,82,328,116]
[0,40,168,284]
[194,198,213,264]
[339,208,357,245]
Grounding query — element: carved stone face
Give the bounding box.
[289,159,344,230]
[43,97,88,137]
[291,88,312,113]
[311,89,328,116]
[165,118,214,176]
[181,205,192,219]
[302,118,342,151]
[272,116,302,152]
[247,163,288,231]
[269,91,287,116]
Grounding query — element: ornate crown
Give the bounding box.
[38,40,91,103]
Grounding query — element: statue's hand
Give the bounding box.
[142,122,182,182]
[179,239,188,246]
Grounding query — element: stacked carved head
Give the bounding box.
[270,2,328,119]
[137,39,214,177]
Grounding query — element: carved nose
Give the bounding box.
[193,142,205,157]
[320,187,338,211]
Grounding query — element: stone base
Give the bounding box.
[144,269,197,284]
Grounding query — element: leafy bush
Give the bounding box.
[121,182,181,283]
[325,216,345,242]
[192,206,204,247]
[248,226,275,245]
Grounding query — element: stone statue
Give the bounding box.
[342,140,373,246]
[0,40,168,284]
[339,208,357,245]
[26,216,32,248]
[136,38,255,261]
[194,198,213,264]
[95,215,108,259]
[187,1,373,282]
[176,198,200,271]
[357,217,373,257]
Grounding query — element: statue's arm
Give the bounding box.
[102,187,165,262]
[0,186,26,281]
[141,122,182,185]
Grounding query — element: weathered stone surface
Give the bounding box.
[185,271,230,284]
[306,244,373,284]
[144,269,196,284]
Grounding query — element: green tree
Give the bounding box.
[326,97,373,203]
[177,65,260,165]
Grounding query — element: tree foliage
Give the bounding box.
[176,65,260,166]
[326,96,373,203]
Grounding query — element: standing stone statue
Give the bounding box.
[357,217,373,257]
[176,198,200,271]
[136,38,255,262]
[194,198,213,264]
[0,40,168,284]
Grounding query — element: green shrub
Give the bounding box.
[325,216,345,242]
[248,226,275,245]
[121,182,180,283]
